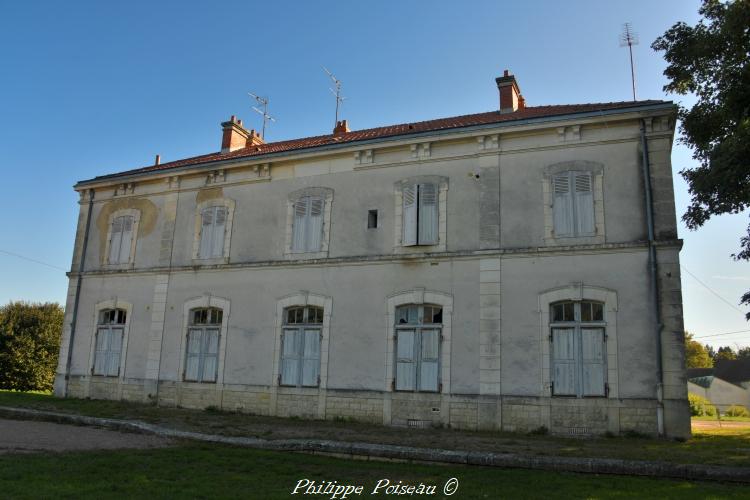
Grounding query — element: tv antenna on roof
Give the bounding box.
[248,92,275,138]
[619,22,639,101]
[323,66,347,127]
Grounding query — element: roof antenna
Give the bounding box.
[619,22,639,101]
[248,92,276,139]
[323,66,347,127]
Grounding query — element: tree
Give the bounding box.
[0,302,63,392]
[714,345,738,363]
[738,346,750,360]
[684,331,714,368]
[652,0,750,318]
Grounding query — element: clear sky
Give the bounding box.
[0,0,747,349]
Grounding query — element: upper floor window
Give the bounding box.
[550,300,606,397]
[184,307,222,383]
[93,308,126,376]
[292,196,324,253]
[280,306,323,387]
[394,304,442,392]
[552,171,594,237]
[402,183,438,246]
[108,216,134,264]
[199,206,228,259]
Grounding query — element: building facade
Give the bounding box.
[54,72,691,438]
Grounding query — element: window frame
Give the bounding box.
[192,198,235,264]
[393,304,443,393]
[394,176,448,252]
[183,307,223,383]
[279,306,323,388]
[92,308,127,377]
[549,300,607,398]
[103,208,140,268]
[284,188,333,259]
[551,171,595,238]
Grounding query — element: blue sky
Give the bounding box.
[0,0,747,348]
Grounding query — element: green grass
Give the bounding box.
[693,415,750,422]
[1,391,749,468]
[0,443,748,499]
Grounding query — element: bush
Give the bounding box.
[688,393,717,417]
[0,302,63,392]
[725,405,750,418]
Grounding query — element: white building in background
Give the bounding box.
[54,71,690,438]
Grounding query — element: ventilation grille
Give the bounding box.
[407,419,432,429]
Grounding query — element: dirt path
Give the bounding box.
[0,418,171,453]
[692,420,750,431]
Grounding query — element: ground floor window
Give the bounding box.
[395,304,442,392]
[280,306,322,387]
[93,309,126,377]
[184,307,222,383]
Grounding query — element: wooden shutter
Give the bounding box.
[307,197,324,252]
[402,185,418,246]
[106,327,123,376]
[419,328,440,392]
[574,173,595,235]
[185,329,202,381]
[210,207,226,258]
[108,217,123,264]
[418,184,438,245]
[581,328,605,396]
[202,328,219,382]
[281,328,300,385]
[292,198,308,252]
[94,327,109,375]
[199,209,214,259]
[118,216,134,264]
[552,328,577,395]
[552,174,574,237]
[302,329,321,386]
[395,329,416,390]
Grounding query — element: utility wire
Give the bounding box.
[694,329,750,340]
[681,265,745,315]
[0,249,67,272]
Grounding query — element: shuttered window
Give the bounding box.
[403,183,438,246]
[198,206,227,259]
[184,307,222,383]
[292,196,324,253]
[552,172,594,237]
[93,309,126,377]
[108,215,134,264]
[394,305,442,392]
[550,301,606,397]
[280,306,322,387]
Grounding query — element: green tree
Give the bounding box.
[684,332,714,368]
[738,346,750,360]
[714,345,738,363]
[652,0,750,318]
[0,302,63,392]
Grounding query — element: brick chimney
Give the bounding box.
[496,70,525,114]
[333,119,350,136]
[220,115,265,153]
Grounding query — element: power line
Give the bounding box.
[694,329,750,340]
[681,265,745,315]
[0,249,67,272]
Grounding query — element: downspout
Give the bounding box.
[640,120,664,436]
[63,188,95,396]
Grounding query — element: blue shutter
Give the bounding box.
[419,329,439,391]
[552,328,577,395]
[211,207,226,258]
[552,174,573,237]
[199,209,214,259]
[418,184,438,245]
[292,198,308,252]
[302,329,321,386]
[402,185,418,246]
[581,328,605,396]
[307,197,324,252]
[281,328,300,385]
[574,173,594,235]
[395,329,416,390]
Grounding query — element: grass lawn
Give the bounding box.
[1,391,749,469]
[0,443,748,500]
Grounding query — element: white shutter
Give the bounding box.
[552,328,577,395]
[402,185,418,246]
[581,328,605,396]
[292,198,308,253]
[302,329,321,386]
[574,173,595,235]
[307,198,324,252]
[108,217,123,264]
[552,174,574,237]
[94,327,109,375]
[118,216,134,264]
[185,329,202,381]
[202,328,219,382]
[211,207,226,258]
[281,329,300,385]
[199,209,214,259]
[106,327,123,376]
[419,329,439,392]
[395,329,416,390]
[418,184,438,245]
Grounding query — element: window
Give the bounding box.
[198,206,228,259]
[280,306,322,387]
[291,196,324,253]
[93,309,126,376]
[108,215,134,264]
[550,300,606,397]
[552,171,594,237]
[394,304,442,392]
[402,183,438,246]
[368,209,378,229]
[184,307,222,383]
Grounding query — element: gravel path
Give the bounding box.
[0,418,172,453]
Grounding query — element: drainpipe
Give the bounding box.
[640,120,664,436]
[63,188,95,396]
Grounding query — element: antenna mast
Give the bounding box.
[619,22,639,101]
[248,92,276,138]
[323,66,346,126]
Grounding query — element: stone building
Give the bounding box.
[54,71,690,438]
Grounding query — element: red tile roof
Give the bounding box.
[84,100,668,183]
